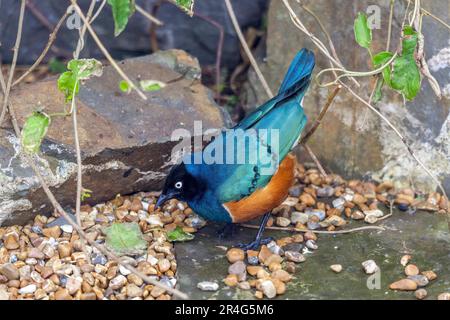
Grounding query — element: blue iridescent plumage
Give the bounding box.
[182,49,316,222]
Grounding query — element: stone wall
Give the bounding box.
[244,0,450,194]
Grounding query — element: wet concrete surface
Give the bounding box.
[175,209,450,300]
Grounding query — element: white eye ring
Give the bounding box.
[175,181,183,189]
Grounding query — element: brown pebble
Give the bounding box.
[54,288,72,300]
[271,270,292,282]
[389,279,417,291]
[42,226,62,239]
[304,231,317,241]
[421,270,437,281]
[80,292,97,300]
[437,292,450,300]
[400,255,411,267]
[405,264,419,276]
[414,289,427,300]
[226,248,245,263]
[223,274,238,287]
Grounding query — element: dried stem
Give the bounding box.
[135,4,163,26]
[0,0,26,127]
[386,0,395,51]
[70,0,147,100]
[301,85,341,144]
[12,11,69,87]
[303,144,327,177]
[194,12,224,99]
[224,0,274,98]
[240,223,385,234]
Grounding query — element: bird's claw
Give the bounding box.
[235,236,274,251]
[217,223,236,240]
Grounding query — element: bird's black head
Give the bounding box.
[156,163,201,208]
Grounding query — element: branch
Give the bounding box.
[12,11,70,87]
[240,223,385,234]
[135,4,163,26]
[0,0,26,127]
[70,0,147,100]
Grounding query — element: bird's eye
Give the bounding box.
[174,181,183,189]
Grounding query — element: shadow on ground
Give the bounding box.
[174,208,450,300]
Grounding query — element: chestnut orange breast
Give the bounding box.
[223,154,296,223]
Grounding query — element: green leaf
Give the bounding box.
[388,27,421,101]
[139,80,166,92]
[104,222,148,256]
[372,77,384,104]
[175,0,194,16]
[372,51,394,86]
[107,0,136,36]
[167,226,194,242]
[57,59,103,102]
[21,111,51,154]
[354,12,372,49]
[81,188,93,201]
[119,80,131,93]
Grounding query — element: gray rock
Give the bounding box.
[305,240,318,250]
[243,0,450,196]
[284,251,305,263]
[0,50,228,226]
[317,186,335,198]
[362,260,379,275]
[306,209,326,221]
[408,275,429,287]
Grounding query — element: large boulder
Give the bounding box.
[0,0,269,70]
[0,49,229,226]
[243,0,450,194]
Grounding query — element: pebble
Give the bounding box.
[150,285,166,298]
[223,274,238,287]
[66,277,82,295]
[119,265,132,276]
[389,279,417,291]
[405,264,419,276]
[363,209,384,218]
[109,275,127,290]
[126,283,143,298]
[3,234,19,250]
[19,284,37,294]
[226,248,245,263]
[400,255,411,267]
[42,226,62,239]
[0,263,19,280]
[58,242,72,258]
[54,288,72,300]
[332,197,345,210]
[317,186,335,198]
[238,281,251,290]
[407,275,429,287]
[330,264,343,273]
[158,259,171,273]
[290,212,309,225]
[276,217,291,227]
[304,231,317,241]
[364,214,378,224]
[362,260,379,274]
[81,292,97,300]
[284,251,305,263]
[197,281,219,291]
[228,261,247,281]
[306,209,326,221]
[305,240,318,250]
[266,241,283,256]
[271,270,291,282]
[421,270,437,281]
[414,288,427,300]
[92,253,108,265]
[60,225,73,233]
[351,211,365,220]
[260,280,276,298]
[28,248,44,259]
[437,292,450,300]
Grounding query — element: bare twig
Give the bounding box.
[301,85,341,144]
[386,0,395,51]
[224,0,274,98]
[70,0,147,100]
[0,0,26,127]
[303,144,327,177]
[194,12,224,99]
[240,223,385,234]
[136,4,163,26]
[12,11,70,87]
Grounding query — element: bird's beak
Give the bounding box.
[155,192,176,209]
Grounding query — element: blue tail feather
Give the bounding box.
[278,48,315,95]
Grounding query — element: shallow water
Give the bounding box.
[175,209,450,300]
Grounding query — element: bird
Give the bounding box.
[156,48,315,250]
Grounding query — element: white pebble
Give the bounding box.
[19,284,37,295]
[197,281,219,291]
[61,224,73,233]
[362,260,379,274]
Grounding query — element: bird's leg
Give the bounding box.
[217,223,236,239]
[236,212,274,251]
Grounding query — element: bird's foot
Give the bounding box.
[217,223,237,240]
[235,236,274,251]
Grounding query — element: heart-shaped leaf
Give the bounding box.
[21,111,51,154]
[354,12,372,49]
